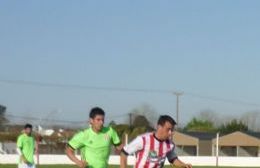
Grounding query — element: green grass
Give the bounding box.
[0,165,256,168]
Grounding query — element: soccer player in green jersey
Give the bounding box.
[17,123,36,168]
[66,107,122,168]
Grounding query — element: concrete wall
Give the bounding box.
[212,146,260,157]
[1,154,260,167]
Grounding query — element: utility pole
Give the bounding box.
[173,92,183,127]
[128,113,133,126]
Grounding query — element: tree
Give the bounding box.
[128,103,158,128]
[0,105,8,126]
[113,104,157,141]
[184,117,216,132]
[108,120,116,127]
[129,126,147,139]
[132,115,150,128]
[218,119,248,134]
[197,109,221,126]
[240,111,260,131]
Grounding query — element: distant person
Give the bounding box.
[66,107,122,168]
[120,115,192,168]
[17,123,36,168]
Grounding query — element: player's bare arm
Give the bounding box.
[120,151,128,168]
[172,158,192,168]
[114,142,124,151]
[17,147,29,164]
[65,145,87,168]
[21,154,29,164]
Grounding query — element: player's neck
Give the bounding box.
[154,132,164,142]
[91,127,102,133]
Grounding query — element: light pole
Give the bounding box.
[173,92,183,127]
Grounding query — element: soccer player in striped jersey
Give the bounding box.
[120,115,192,168]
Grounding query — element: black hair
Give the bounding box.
[89,107,105,119]
[157,115,176,126]
[24,123,33,129]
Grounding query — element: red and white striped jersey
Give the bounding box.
[123,132,177,168]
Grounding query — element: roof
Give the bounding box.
[245,131,260,139]
[183,132,217,140]
[212,131,260,146]
[172,131,199,146]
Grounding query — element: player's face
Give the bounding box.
[90,115,104,132]
[160,121,174,140]
[24,128,32,135]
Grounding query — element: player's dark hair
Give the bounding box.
[157,115,176,126]
[89,107,105,119]
[24,123,33,129]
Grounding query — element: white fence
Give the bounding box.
[0,154,260,167]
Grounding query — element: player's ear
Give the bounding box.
[89,118,93,124]
[156,124,161,130]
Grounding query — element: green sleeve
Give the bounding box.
[17,135,23,148]
[68,131,86,149]
[110,128,121,146]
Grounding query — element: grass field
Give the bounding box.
[0,165,255,168]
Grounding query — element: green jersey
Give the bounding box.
[17,133,35,164]
[68,127,120,168]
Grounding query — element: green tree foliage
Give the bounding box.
[108,120,116,127]
[129,126,147,139]
[112,115,155,142]
[218,119,248,134]
[112,124,131,138]
[0,105,8,126]
[132,115,150,127]
[129,104,158,127]
[184,117,216,132]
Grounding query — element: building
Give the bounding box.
[185,131,216,156]
[212,131,260,157]
[173,131,199,156]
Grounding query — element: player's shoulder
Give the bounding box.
[30,135,36,140]
[108,126,116,132]
[82,127,92,134]
[103,126,116,134]
[17,133,25,139]
[70,128,91,141]
[141,132,153,137]
[135,132,153,140]
[165,139,175,149]
[74,128,91,136]
[128,132,153,144]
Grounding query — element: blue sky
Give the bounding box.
[0,1,260,126]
